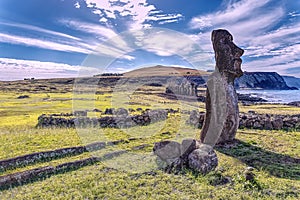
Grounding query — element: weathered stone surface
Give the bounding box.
[200,29,244,145]
[186,110,205,128]
[188,144,218,174]
[272,118,284,130]
[104,108,115,115]
[153,141,181,165]
[181,139,201,160]
[0,166,55,189]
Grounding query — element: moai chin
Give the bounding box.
[200,29,244,145]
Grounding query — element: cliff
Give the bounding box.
[282,76,300,89]
[235,72,296,90]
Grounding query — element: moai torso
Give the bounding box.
[200,29,244,145]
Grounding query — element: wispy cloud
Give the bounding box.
[0,33,92,54]
[190,0,273,30]
[190,0,284,43]
[60,19,117,39]
[129,29,212,69]
[0,20,136,61]
[0,58,99,81]
[0,21,80,40]
[245,42,300,76]
[189,0,300,76]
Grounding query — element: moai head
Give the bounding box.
[211,29,244,82]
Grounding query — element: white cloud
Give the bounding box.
[99,17,108,23]
[0,58,99,81]
[104,10,116,19]
[288,11,300,17]
[146,13,183,22]
[74,2,80,9]
[158,19,179,25]
[146,13,183,25]
[84,0,183,29]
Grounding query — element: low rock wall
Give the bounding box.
[187,110,300,130]
[37,109,168,128]
[0,142,149,190]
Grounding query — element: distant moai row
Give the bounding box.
[166,78,199,96]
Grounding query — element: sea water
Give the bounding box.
[237,90,300,104]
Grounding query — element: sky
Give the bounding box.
[0,0,300,80]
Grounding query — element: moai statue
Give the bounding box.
[191,82,195,96]
[153,29,244,174]
[200,29,244,145]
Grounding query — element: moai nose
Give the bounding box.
[234,45,244,57]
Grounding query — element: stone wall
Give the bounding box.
[37,109,168,128]
[187,110,300,130]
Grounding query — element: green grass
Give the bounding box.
[0,87,299,199]
[0,127,81,160]
[240,104,300,115]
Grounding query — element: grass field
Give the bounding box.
[0,80,299,199]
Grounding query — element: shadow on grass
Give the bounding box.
[215,139,300,180]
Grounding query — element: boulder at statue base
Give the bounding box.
[188,144,218,174]
[153,140,217,174]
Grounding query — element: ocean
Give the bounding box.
[237,89,300,104]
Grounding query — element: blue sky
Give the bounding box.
[0,0,299,80]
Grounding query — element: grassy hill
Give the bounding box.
[124,65,211,77]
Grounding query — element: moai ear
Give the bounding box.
[211,30,217,42]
